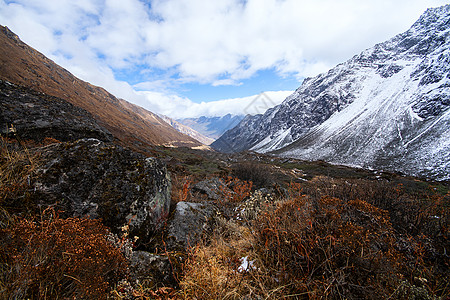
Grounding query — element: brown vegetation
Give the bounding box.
[0,137,40,214]
[178,172,449,299]
[219,176,253,203]
[231,161,273,188]
[1,138,448,299]
[0,209,128,299]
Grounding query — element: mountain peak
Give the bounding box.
[212,5,450,180]
[412,4,450,31]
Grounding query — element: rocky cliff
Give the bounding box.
[213,5,450,180]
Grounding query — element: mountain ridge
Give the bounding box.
[212,5,450,180]
[158,114,215,146]
[177,114,244,141]
[0,25,203,152]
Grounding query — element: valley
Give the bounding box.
[0,4,449,300]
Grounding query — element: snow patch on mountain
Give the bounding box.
[213,5,450,180]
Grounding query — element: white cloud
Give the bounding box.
[136,90,294,119]
[1,0,449,118]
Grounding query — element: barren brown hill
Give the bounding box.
[0,25,203,151]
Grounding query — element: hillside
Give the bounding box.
[212,5,450,181]
[0,26,203,152]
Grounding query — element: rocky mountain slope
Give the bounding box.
[0,26,203,152]
[178,114,244,141]
[213,5,450,180]
[159,115,214,146]
[0,79,112,143]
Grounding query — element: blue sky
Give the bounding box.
[1,0,449,118]
[162,69,302,102]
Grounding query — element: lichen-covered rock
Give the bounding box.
[192,177,227,200]
[0,79,112,142]
[31,138,171,243]
[167,201,216,249]
[129,251,173,285]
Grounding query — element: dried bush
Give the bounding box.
[254,192,402,298]
[171,175,192,204]
[231,162,273,188]
[0,137,39,207]
[0,209,128,299]
[303,176,449,239]
[219,176,253,203]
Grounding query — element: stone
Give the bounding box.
[30,138,171,243]
[192,177,227,200]
[129,251,174,285]
[167,201,216,249]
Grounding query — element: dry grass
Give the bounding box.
[177,178,449,299]
[179,219,263,299]
[0,137,40,207]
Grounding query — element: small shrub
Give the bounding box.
[171,175,192,204]
[231,162,273,188]
[0,209,128,299]
[254,192,402,298]
[219,176,253,203]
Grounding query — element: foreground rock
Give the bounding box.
[129,251,174,285]
[192,177,227,200]
[167,201,216,249]
[31,138,171,243]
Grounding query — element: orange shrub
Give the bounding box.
[0,209,128,299]
[220,176,253,203]
[171,175,192,204]
[255,194,401,298]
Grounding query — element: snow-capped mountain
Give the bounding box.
[159,114,214,145]
[212,5,450,180]
[177,114,244,141]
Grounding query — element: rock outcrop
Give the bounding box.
[167,201,216,249]
[31,138,171,243]
[0,79,112,142]
[192,178,228,200]
[129,251,174,285]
